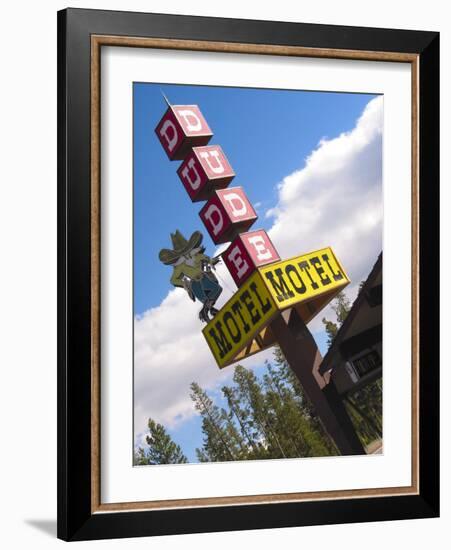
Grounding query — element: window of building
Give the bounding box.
[351,350,381,378]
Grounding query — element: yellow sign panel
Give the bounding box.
[203,246,349,368]
[202,270,277,368]
[258,246,350,311]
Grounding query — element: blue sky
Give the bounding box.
[133,83,382,462]
[134,83,375,315]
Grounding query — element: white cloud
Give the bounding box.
[134,96,383,441]
[134,259,272,437]
[134,286,222,433]
[267,95,383,330]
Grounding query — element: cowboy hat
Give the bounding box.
[158,230,203,265]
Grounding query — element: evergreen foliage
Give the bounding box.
[321,290,351,346]
[343,379,383,446]
[190,382,244,462]
[133,419,187,465]
[193,359,336,462]
[137,286,382,464]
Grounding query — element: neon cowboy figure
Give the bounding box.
[159,230,222,323]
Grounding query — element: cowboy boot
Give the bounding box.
[210,306,219,317]
[198,304,209,323]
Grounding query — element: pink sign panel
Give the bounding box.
[155,105,213,160]
[222,230,280,286]
[199,187,257,244]
[177,145,235,202]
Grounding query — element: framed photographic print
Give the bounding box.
[57,8,439,541]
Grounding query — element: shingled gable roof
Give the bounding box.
[319,253,382,375]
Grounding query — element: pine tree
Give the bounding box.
[137,418,188,465]
[217,403,249,459]
[190,382,242,462]
[273,346,338,455]
[232,365,288,459]
[321,290,352,347]
[265,358,335,457]
[332,290,351,325]
[322,318,339,347]
[222,384,267,459]
[133,446,148,466]
[262,364,305,457]
[344,379,383,445]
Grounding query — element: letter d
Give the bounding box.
[204,204,224,236]
[223,192,247,218]
[159,119,178,152]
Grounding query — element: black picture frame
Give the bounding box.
[57,7,439,541]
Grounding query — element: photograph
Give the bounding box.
[133,83,383,466]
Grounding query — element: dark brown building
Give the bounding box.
[319,254,382,396]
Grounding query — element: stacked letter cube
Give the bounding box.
[155,104,280,287]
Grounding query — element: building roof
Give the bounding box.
[319,253,382,375]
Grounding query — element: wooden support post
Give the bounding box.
[270,308,365,456]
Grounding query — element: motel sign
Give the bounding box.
[155,101,364,456]
[204,247,349,368]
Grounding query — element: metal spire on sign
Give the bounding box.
[160,89,171,107]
